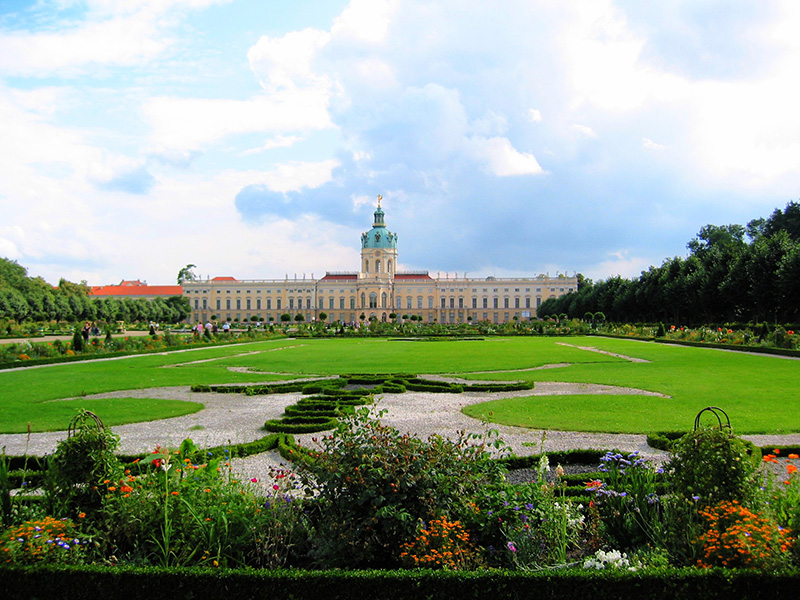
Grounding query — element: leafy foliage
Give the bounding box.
[297,407,507,568]
[538,201,800,323]
[45,410,123,515]
[667,426,759,506]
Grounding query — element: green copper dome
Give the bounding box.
[361,205,398,249]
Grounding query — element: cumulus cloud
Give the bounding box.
[467,137,544,177]
[585,250,653,280]
[96,164,156,194]
[242,136,304,155]
[144,92,334,152]
[0,0,228,76]
[6,0,800,287]
[572,124,597,138]
[642,137,666,150]
[0,236,20,260]
[331,0,399,44]
[247,28,332,91]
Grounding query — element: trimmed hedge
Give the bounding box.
[402,379,464,393]
[654,337,800,358]
[1,564,799,600]
[263,416,339,434]
[283,406,346,419]
[646,431,686,452]
[301,380,347,394]
[464,381,535,392]
[320,387,375,398]
[343,373,417,384]
[500,449,616,470]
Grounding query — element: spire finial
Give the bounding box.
[377,194,382,207]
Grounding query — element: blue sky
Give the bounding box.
[2,0,800,286]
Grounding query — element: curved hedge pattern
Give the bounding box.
[191,373,536,435]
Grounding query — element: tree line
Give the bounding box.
[539,201,800,325]
[0,259,190,325]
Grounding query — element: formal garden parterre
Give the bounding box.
[1,334,800,598]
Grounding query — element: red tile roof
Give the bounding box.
[212,276,237,282]
[89,283,183,297]
[394,273,433,280]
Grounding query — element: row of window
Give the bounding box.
[194,311,526,324]
[196,294,550,311]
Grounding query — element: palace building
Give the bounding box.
[182,199,577,325]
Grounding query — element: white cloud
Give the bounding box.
[351,194,373,210]
[331,0,399,44]
[247,28,332,91]
[144,91,334,152]
[587,250,652,280]
[468,137,544,177]
[258,159,340,193]
[642,137,666,150]
[242,135,304,155]
[0,236,20,260]
[0,12,165,76]
[0,0,232,76]
[688,78,800,184]
[561,0,689,111]
[572,124,596,138]
[528,109,542,123]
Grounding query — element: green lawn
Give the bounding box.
[461,338,800,434]
[1,336,798,434]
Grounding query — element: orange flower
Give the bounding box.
[788,454,799,459]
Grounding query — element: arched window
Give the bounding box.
[361,292,366,307]
[369,292,378,308]
[387,260,393,274]
[376,260,382,273]
[381,292,387,308]
[365,260,370,273]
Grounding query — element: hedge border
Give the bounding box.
[1,564,798,600]
[654,337,800,358]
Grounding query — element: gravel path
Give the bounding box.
[3,380,799,485]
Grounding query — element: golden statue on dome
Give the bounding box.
[377,194,382,207]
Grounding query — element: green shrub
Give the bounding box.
[98,440,309,567]
[667,426,759,506]
[296,407,508,568]
[464,381,535,392]
[45,410,123,516]
[468,478,584,568]
[320,387,375,397]
[588,451,663,549]
[646,431,686,452]
[263,416,339,433]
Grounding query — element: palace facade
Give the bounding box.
[183,201,577,325]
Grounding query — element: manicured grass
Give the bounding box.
[34,398,204,429]
[463,394,682,433]
[1,336,798,434]
[462,337,800,434]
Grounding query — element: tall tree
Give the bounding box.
[177,264,198,285]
